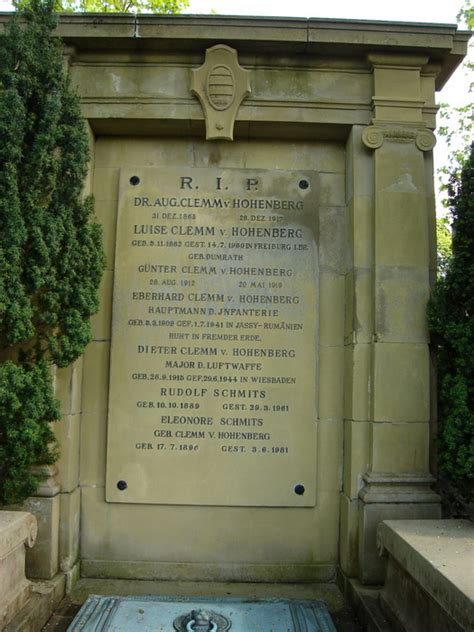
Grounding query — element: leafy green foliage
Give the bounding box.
[62,0,188,12]
[437,0,474,207]
[437,102,473,201]
[435,216,452,277]
[457,1,474,30]
[429,145,474,481]
[16,0,189,13]
[0,0,105,504]
[436,2,473,205]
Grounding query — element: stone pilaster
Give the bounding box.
[340,125,374,579]
[52,121,96,593]
[356,52,441,584]
[54,360,82,591]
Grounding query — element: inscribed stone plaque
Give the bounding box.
[106,167,318,506]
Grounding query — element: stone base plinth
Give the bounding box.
[377,520,474,632]
[0,511,37,628]
[4,574,66,632]
[358,474,441,583]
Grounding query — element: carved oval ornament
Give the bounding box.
[206,64,235,111]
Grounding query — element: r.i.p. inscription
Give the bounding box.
[106,167,318,506]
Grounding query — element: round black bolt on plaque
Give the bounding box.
[117,480,128,491]
[298,179,309,190]
[294,484,305,495]
[129,176,140,186]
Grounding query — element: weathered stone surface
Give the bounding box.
[358,502,441,584]
[352,268,374,344]
[377,520,474,632]
[80,412,107,487]
[3,574,66,632]
[0,13,465,586]
[343,420,370,499]
[344,343,371,423]
[54,414,80,493]
[319,208,350,274]
[59,489,80,577]
[0,511,37,629]
[319,271,345,346]
[374,266,430,343]
[81,341,110,415]
[317,420,343,495]
[319,346,345,422]
[80,486,338,582]
[373,343,430,422]
[339,496,359,578]
[22,496,60,580]
[371,422,430,474]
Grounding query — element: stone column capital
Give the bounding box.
[362,125,436,151]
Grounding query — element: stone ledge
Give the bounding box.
[377,519,474,632]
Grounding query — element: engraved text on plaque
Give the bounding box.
[106,167,318,506]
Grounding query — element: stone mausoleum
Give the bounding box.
[0,11,470,630]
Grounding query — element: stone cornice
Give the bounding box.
[0,13,469,90]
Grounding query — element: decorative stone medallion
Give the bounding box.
[191,44,251,141]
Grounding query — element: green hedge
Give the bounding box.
[0,0,104,505]
[428,144,474,482]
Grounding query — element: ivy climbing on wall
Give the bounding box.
[0,0,105,504]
